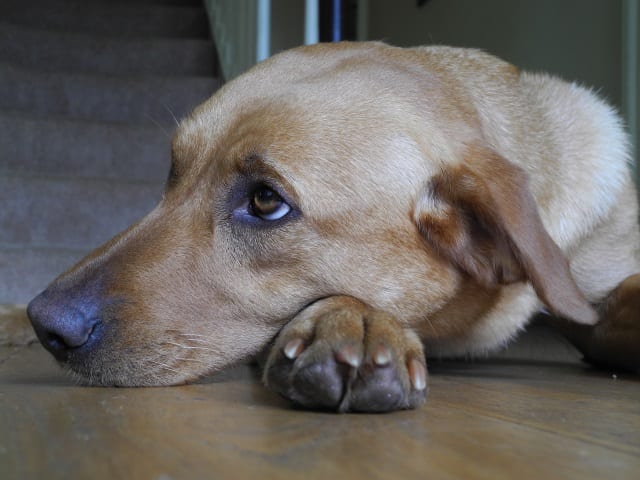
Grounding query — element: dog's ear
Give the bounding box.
[414,145,597,325]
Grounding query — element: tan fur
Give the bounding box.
[27,42,640,392]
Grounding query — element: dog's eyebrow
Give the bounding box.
[237,154,277,175]
[237,155,281,181]
[236,154,300,204]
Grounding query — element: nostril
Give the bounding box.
[52,315,97,348]
[36,314,100,360]
[46,331,71,353]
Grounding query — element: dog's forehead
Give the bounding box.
[172,43,463,209]
[181,43,445,140]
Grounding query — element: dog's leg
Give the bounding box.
[547,273,640,373]
[263,296,427,412]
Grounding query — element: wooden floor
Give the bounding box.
[1,320,639,479]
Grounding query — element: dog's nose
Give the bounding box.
[27,290,101,360]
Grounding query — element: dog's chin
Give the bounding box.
[59,357,213,387]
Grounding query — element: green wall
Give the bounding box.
[367,0,638,174]
[368,0,623,107]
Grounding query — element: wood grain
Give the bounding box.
[1,343,639,480]
[0,305,36,346]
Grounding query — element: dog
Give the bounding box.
[27,42,640,412]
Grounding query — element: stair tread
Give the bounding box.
[0,22,218,76]
[0,175,163,251]
[0,0,210,38]
[0,63,219,124]
[0,248,90,303]
[14,0,203,6]
[0,112,173,181]
[1,0,218,302]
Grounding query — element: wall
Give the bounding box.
[368,0,623,107]
[367,0,640,172]
[204,0,257,80]
[271,0,305,55]
[204,0,305,80]
[622,0,639,173]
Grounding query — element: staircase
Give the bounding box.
[0,0,222,304]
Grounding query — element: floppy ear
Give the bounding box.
[414,145,597,325]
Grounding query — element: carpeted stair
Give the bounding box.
[0,0,222,304]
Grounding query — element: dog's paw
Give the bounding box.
[546,273,640,373]
[585,274,640,372]
[263,296,427,412]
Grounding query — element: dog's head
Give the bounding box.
[27,43,595,385]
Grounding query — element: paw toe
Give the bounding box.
[349,364,406,412]
[290,356,350,409]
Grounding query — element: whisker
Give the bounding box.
[174,357,210,365]
[423,316,437,337]
[178,333,209,339]
[162,341,210,350]
[161,102,180,127]
[144,112,172,140]
[147,359,182,374]
[166,332,210,344]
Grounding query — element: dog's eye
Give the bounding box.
[250,186,291,221]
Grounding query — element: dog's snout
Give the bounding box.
[27,290,102,360]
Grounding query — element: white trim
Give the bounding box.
[256,0,271,62]
[622,0,639,182]
[305,0,319,45]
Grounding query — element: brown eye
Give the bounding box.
[251,186,291,220]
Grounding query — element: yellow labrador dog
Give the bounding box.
[28,42,640,412]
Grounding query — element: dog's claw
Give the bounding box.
[335,343,362,368]
[373,343,392,366]
[408,357,427,391]
[264,297,427,413]
[283,338,305,360]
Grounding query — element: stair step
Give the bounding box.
[0,247,88,303]
[24,0,204,6]
[0,23,218,76]
[0,0,219,304]
[0,64,219,124]
[0,113,172,181]
[0,175,163,251]
[0,0,210,38]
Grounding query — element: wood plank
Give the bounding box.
[1,345,639,479]
[430,360,640,454]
